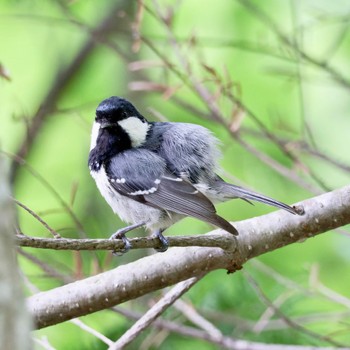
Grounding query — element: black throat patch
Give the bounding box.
[88,125,132,171]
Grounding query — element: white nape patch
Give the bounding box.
[90,122,101,150]
[118,116,149,147]
[154,179,161,184]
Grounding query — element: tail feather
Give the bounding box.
[222,183,298,215]
[211,214,238,236]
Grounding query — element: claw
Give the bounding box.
[154,230,169,252]
[110,230,132,256]
[109,222,145,255]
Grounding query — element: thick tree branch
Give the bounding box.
[27,185,350,329]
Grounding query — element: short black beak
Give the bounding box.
[100,120,114,129]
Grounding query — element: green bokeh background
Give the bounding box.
[1,1,350,348]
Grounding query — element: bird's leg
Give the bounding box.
[153,229,169,252]
[110,222,146,255]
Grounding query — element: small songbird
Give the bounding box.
[88,96,298,253]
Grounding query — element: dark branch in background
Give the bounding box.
[240,127,350,175]
[136,6,328,195]
[27,185,350,329]
[18,249,74,285]
[10,1,133,182]
[3,0,134,276]
[134,2,350,198]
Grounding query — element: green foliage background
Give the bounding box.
[1,0,350,348]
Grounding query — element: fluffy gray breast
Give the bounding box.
[154,122,221,183]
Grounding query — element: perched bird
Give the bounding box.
[89,96,298,253]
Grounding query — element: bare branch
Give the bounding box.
[245,272,345,347]
[70,319,114,347]
[174,299,223,338]
[109,276,203,349]
[16,233,235,251]
[12,198,61,238]
[113,306,350,350]
[138,18,327,195]
[237,0,350,89]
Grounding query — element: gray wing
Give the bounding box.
[105,149,237,235]
[144,175,237,235]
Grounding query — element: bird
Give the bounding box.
[88,96,299,253]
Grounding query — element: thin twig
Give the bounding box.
[70,319,114,347]
[12,197,61,238]
[3,151,86,235]
[234,134,322,194]
[109,276,204,349]
[245,272,347,347]
[252,290,295,333]
[112,306,350,350]
[174,299,223,338]
[237,0,350,89]
[32,337,56,350]
[18,248,74,284]
[140,6,326,195]
[240,127,350,174]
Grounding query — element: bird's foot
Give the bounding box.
[153,229,169,252]
[110,231,132,256]
[110,222,145,255]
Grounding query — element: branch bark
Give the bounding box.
[27,185,350,329]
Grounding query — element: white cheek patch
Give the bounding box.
[90,122,100,150]
[118,117,149,147]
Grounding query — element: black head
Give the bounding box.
[89,97,150,171]
[96,96,146,126]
